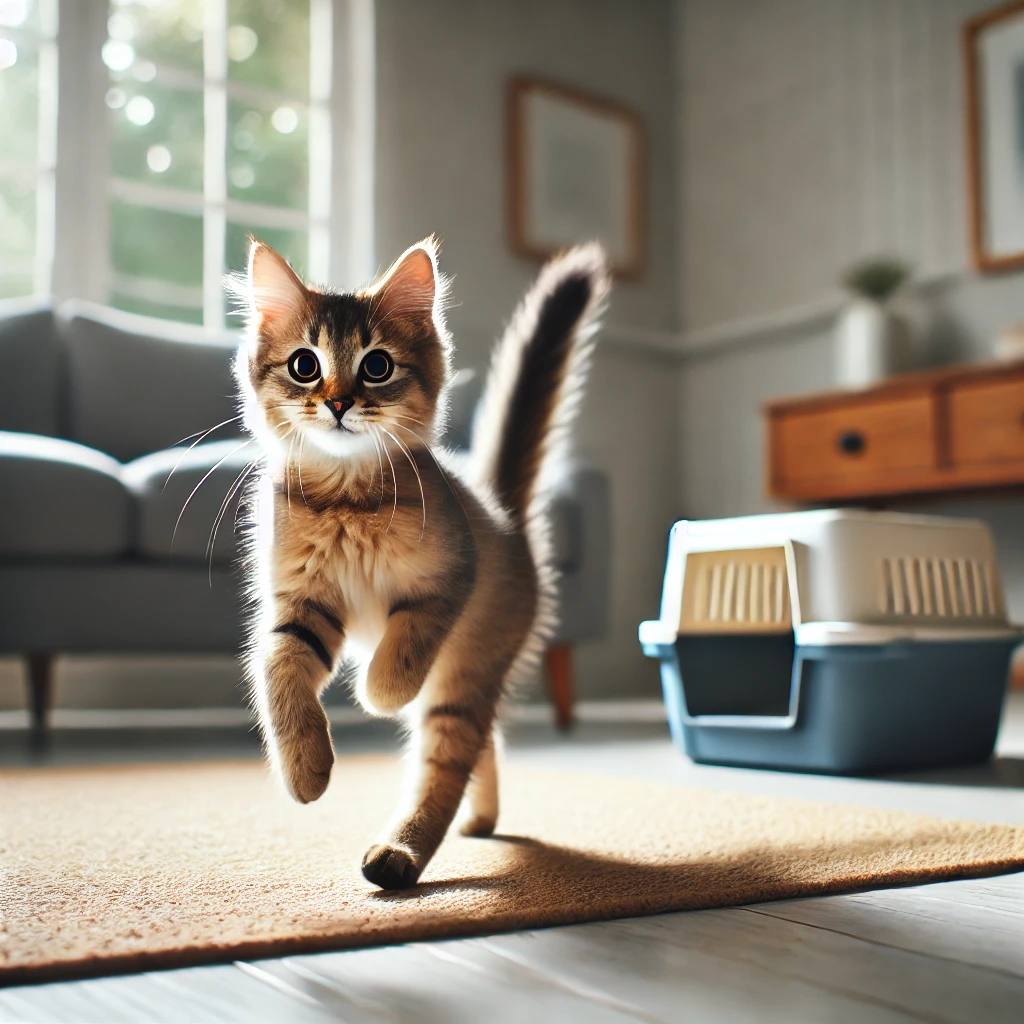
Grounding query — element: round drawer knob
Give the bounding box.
[837,430,866,455]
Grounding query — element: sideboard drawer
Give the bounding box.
[949,376,1024,467]
[772,393,938,497]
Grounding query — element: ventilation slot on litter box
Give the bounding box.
[880,557,1001,620]
[675,546,797,719]
[691,560,789,627]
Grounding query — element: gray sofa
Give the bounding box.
[0,297,610,735]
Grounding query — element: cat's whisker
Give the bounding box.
[390,420,477,539]
[171,437,254,555]
[234,458,264,532]
[297,433,310,511]
[385,411,430,429]
[375,426,399,534]
[381,426,426,540]
[284,429,298,516]
[370,431,386,514]
[169,416,242,449]
[170,427,214,447]
[270,422,298,513]
[208,455,259,556]
[206,455,264,585]
[162,415,244,492]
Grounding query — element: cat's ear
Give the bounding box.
[246,239,308,327]
[369,237,440,327]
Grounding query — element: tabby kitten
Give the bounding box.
[234,236,608,890]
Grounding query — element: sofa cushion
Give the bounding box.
[59,301,243,462]
[0,298,63,438]
[122,439,259,565]
[0,432,132,558]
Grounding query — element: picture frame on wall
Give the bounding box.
[506,76,646,278]
[965,1,1024,271]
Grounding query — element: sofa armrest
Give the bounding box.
[545,462,610,646]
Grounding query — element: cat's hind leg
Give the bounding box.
[458,726,500,837]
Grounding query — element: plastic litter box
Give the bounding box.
[639,510,1021,774]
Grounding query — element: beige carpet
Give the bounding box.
[3,757,1024,985]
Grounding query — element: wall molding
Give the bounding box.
[602,267,969,363]
[675,294,843,356]
[601,322,686,357]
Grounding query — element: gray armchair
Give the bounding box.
[0,297,610,735]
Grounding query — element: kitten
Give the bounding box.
[232,236,609,890]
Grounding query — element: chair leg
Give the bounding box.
[26,653,55,743]
[544,644,574,732]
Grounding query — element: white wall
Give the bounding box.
[677,0,982,333]
[374,0,680,699]
[674,0,1024,623]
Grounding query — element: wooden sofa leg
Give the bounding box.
[26,653,55,743]
[545,644,575,732]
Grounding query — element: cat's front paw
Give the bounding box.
[279,724,334,804]
[361,843,421,889]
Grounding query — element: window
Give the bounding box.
[0,0,58,299]
[104,0,332,327]
[0,0,373,326]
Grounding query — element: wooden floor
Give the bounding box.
[3,696,1024,1023]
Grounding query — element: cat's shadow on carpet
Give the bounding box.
[367,836,551,902]
[365,829,1006,907]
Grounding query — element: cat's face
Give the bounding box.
[235,238,450,461]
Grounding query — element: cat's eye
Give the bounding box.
[288,349,321,384]
[360,349,394,384]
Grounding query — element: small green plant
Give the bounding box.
[841,257,911,303]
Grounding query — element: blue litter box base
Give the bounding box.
[662,640,1015,775]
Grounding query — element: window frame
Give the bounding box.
[19,0,375,325]
[0,0,58,298]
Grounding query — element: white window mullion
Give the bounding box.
[203,0,228,329]
[307,0,332,284]
[331,0,375,289]
[109,274,204,308]
[33,169,56,295]
[33,13,58,295]
[108,178,319,236]
[108,177,206,215]
[52,0,109,303]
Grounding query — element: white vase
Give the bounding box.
[834,298,912,388]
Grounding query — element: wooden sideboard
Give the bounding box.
[765,360,1024,503]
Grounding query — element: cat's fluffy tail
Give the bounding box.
[469,243,610,524]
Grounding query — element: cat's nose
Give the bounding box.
[325,396,355,423]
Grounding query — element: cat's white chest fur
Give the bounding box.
[335,568,388,665]
[330,527,432,666]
